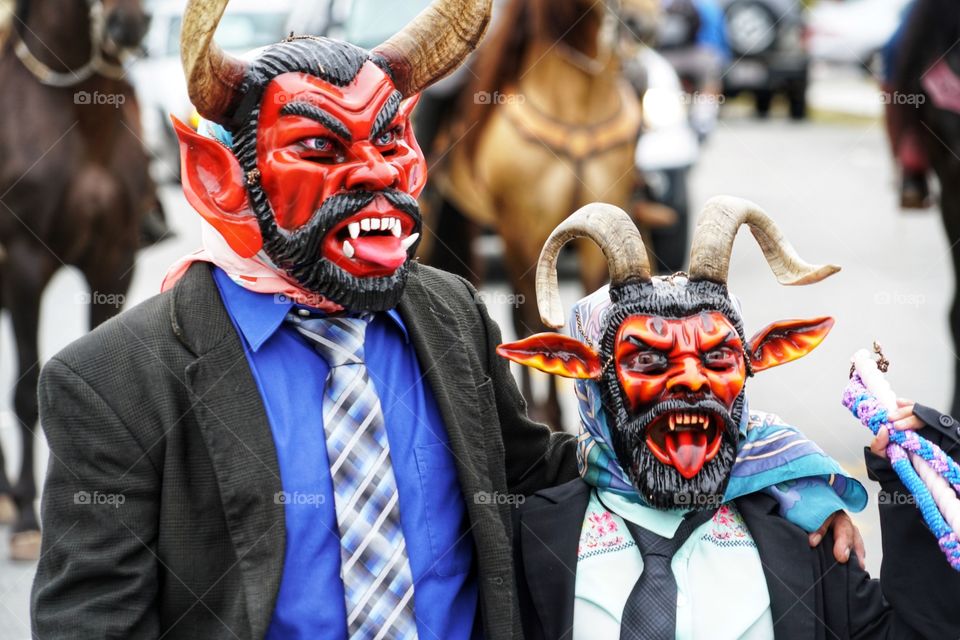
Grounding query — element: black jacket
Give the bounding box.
[31,262,578,640]
[514,421,960,640]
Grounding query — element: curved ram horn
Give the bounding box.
[537,203,651,329]
[181,0,249,124]
[374,0,492,97]
[688,195,840,286]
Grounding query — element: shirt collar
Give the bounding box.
[597,487,688,538]
[212,267,409,351]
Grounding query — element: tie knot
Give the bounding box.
[287,312,370,367]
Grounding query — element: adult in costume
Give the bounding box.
[501,199,960,639]
[31,0,863,637]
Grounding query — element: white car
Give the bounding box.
[130,0,294,182]
[807,0,913,71]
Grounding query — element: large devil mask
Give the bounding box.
[172,0,491,311]
[499,198,839,509]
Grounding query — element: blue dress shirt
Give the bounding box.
[212,268,478,640]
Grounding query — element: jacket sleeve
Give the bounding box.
[833,430,960,639]
[31,357,161,639]
[465,278,579,495]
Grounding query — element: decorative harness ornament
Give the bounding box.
[12,0,129,87]
[843,344,960,571]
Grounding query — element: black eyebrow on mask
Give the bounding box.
[279,101,352,142]
[370,91,403,142]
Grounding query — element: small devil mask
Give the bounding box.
[498,198,838,508]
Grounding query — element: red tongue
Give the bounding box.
[665,429,709,479]
[352,235,407,270]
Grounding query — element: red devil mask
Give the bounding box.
[497,200,839,508]
[172,0,493,311]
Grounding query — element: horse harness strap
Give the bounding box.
[502,81,641,162]
[12,0,127,88]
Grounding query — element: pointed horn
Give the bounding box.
[688,195,840,286]
[181,0,249,124]
[537,203,651,329]
[373,0,492,97]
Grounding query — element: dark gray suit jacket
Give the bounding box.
[514,435,960,640]
[31,262,577,639]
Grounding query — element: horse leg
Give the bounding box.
[82,249,134,330]
[5,244,57,557]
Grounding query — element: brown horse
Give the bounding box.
[0,0,153,559]
[892,0,960,416]
[430,0,659,426]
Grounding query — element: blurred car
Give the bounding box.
[718,0,810,119]
[130,0,293,182]
[807,0,912,74]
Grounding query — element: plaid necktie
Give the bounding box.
[287,312,418,640]
[619,508,716,640]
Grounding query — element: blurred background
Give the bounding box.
[0,0,956,636]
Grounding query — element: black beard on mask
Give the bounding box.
[608,393,744,511]
[247,185,422,312]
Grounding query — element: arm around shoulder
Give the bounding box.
[463,276,578,495]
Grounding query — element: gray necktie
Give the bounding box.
[619,508,716,640]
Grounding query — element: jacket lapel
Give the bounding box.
[519,480,592,640]
[736,493,819,640]
[173,264,286,640]
[396,266,490,493]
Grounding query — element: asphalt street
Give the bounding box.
[0,88,955,635]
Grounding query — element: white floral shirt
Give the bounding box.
[573,489,774,640]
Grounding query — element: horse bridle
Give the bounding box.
[13,0,131,88]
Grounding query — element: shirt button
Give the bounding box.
[492,576,504,586]
[298,308,311,317]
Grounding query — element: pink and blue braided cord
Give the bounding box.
[842,373,960,571]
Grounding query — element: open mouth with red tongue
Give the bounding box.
[645,410,724,479]
[323,198,420,277]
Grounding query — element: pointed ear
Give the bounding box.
[747,317,835,373]
[496,333,602,379]
[172,116,263,258]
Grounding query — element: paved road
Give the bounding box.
[0,108,953,636]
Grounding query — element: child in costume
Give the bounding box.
[500,199,960,639]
